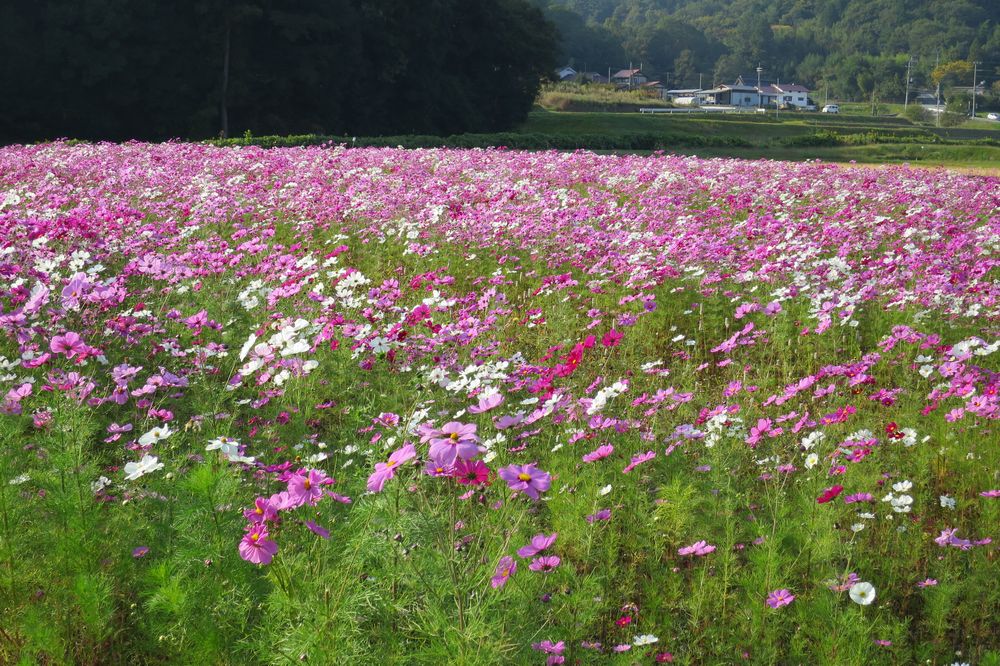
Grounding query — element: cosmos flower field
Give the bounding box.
[1,142,998,664]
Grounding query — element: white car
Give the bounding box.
[988,112,999,121]
[821,104,840,114]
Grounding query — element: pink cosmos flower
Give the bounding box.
[586,508,612,523]
[287,469,329,506]
[424,460,453,477]
[239,524,278,565]
[517,532,558,558]
[244,497,278,523]
[498,463,551,500]
[428,422,481,466]
[491,556,516,589]
[766,589,794,608]
[468,393,504,414]
[917,578,938,588]
[622,450,656,474]
[367,443,417,492]
[843,492,874,504]
[529,555,560,572]
[678,540,716,557]
[305,520,330,539]
[980,490,1000,498]
[50,332,88,359]
[531,640,565,655]
[582,444,614,463]
[132,546,149,558]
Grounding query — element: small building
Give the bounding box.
[770,83,811,108]
[698,83,761,107]
[555,66,577,81]
[641,80,667,96]
[612,68,648,88]
[666,88,702,101]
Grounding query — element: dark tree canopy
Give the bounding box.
[0,0,558,142]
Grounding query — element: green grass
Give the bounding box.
[515,110,1000,167]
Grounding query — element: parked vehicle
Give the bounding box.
[987,112,999,121]
[821,104,840,113]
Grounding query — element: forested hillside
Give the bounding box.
[536,0,1000,100]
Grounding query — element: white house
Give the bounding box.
[697,78,812,108]
[770,83,812,108]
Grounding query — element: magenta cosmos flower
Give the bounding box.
[498,463,551,500]
[766,589,795,608]
[428,422,482,466]
[239,525,278,565]
[367,443,417,492]
[817,484,844,504]
[452,459,490,486]
[517,532,557,558]
[491,556,516,589]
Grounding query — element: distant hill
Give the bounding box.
[534,0,1000,102]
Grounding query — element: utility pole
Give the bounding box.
[971,61,981,118]
[756,64,763,109]
[699,72,702,90]
[934,52,941,126]
[904,57,913,110]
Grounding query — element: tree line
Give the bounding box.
[535,0,1000,103]
[0,0,558,142]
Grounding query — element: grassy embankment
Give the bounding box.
[517,110,1000,169]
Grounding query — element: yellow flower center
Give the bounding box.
[517,473,531,481]
[251,534,259,542]
[450,433,459,441]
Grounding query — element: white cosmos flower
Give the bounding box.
[804,453,819,469]
[633,634,658,646]
[939,495,956,509]
[849,582,876,606]
[281,339,310,356]
[138,425,173,447]
[124,454,164,481]
[207,436,241,457]
[599,484,613,496]
[239,333,258,361]
[91,476,111,494]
